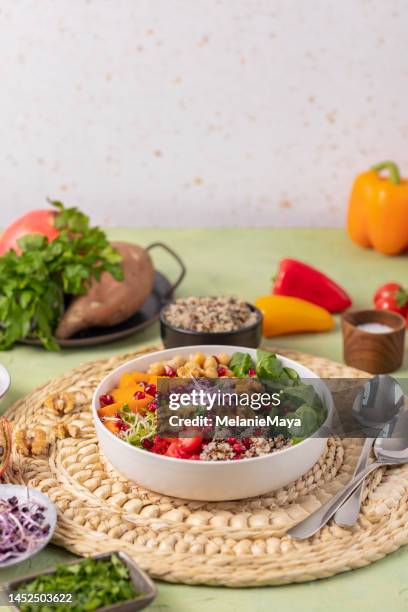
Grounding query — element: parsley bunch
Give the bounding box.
[17,554,140,612]
[0,201,123,350]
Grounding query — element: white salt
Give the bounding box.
[357,322,393,334]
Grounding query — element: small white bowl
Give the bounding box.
[92,346,333,501]
[0,484,57,568]
[0,363,10,400]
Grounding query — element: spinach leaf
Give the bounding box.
[229,352,255,377]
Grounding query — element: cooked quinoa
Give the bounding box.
[199,435,292,461]
[163,296,258,333]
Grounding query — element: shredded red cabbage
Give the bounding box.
[0,493,50,564]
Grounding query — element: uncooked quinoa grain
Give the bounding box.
[164,296,258,333]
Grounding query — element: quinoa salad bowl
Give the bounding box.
[92,345,333,501]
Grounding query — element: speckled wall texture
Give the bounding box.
[0,0,406,227]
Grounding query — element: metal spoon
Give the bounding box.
[288,407,408,540]
[334,375,404,527]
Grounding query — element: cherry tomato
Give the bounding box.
[0,210,59,255]
[178,437,203,453]
[375,295,408,317]
[164,437,203,459]
[165,442,182,458]
[373,282,402,303]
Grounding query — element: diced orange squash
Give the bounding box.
[128,396,152,414]
[104,420,120,434]
[119,372,134,387]
[112,385,144,403]
[98,402,122,417]
[119,371,150,387]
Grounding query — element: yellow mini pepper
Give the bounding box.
[347,161,408,255]
[255,295,334,337]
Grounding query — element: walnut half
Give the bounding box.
[15,428,49,456]
[44,392,75,415]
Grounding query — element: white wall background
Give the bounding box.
[0,0,407,227]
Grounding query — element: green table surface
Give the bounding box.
[1,228,408,612]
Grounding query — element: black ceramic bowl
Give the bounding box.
[159,302,263,349]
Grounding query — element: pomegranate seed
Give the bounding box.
[134,391,146,400]
[144,383,157,396]
[233,443,245,454]
[217,366,227,377]
[147,400,158,412]
[164,365,177,377]
[142,438,153,450]
[248,368,256,377]
[232,454,242,460]
[242,438,251,448]
[99,394,114,406]
[227,437,237,445]
[116,417,129,431]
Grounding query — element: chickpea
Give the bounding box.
[203,356,217,370]
[184,360,197,371]
[177,366,188,377]
[148,362,165,376]
[189,367,203,377]
[217,352,230,366]
[188,352,206,367]
[204,367,218,378]
[167,355,186,368]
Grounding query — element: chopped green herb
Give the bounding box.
[15,554,140,612]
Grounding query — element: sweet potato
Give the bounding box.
[119,371,150,387]
[98,402,122,417]
[112,385,144,403]
[55,242,154,339]
[128,397,152,413]
[104,420,120,434]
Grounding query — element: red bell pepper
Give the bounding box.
[272,259,352,313]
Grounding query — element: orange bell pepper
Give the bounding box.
[347,161,408,255]
[255,295,334,337]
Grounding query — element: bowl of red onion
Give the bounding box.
[0,484,56,567]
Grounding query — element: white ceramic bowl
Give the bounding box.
[0,363,10,400]
[0,484,57,568]
[92,346,333,501]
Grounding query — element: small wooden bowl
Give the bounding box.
[341,309,406,374]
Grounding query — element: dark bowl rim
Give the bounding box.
[159,301,263,336]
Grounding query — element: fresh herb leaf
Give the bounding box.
[16,554,141,612]
[256,349,284,380]
[229,352,255,377]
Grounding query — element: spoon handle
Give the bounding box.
[334,437,375,527]
[287,460,384,540]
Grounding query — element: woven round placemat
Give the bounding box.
[3,346,408,586]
